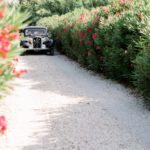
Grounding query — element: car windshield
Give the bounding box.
[25,28,47,36]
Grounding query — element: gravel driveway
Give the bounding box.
[0,52,150,150]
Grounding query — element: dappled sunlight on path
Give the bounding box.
[0,77,84,149]
[0,55,150,150]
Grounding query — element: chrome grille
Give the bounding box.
[33,37,41,48]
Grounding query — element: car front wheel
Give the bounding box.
[47,48,54,56]
[50,48,54,55]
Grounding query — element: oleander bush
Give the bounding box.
[37,0,150,106]
[0,1,28,98]
[98,7,142,82]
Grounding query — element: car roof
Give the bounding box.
[22,26,47,30]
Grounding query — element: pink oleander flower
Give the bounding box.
[92,33,97,39]
[87,40,92,45]
[0,68,3,75]
[80,31,85,37]
[80,39,84,44]
[0,9,4,19]
[0,115,7,134]
[63,28,67,32]
[120,0,127,5]
[137,13,143,20]
[87,28,92,33]
[9,32,19,40]
[116,12,121,17]
[104,9,110,13]
[13,69,28,78]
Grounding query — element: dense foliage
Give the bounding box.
[37,0,150,106]
[19,0,109,24]
[133,16,150,105]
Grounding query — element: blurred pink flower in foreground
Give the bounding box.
[0,115,7,134]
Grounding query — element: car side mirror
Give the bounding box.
[47,33,52,38]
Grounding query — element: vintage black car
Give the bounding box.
[20,26,55,55]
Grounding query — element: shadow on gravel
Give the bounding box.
[21,50,61,56]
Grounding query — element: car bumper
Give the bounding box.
[24,48,50,51]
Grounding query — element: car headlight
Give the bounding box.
[29,39,32,44]
[42,37,49,42]
[27,38,32,44]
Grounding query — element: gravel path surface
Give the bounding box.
[0,52,150,150]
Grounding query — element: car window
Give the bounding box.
[25,29,47,36]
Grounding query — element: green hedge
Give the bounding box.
[133,16,150,106]
[20,0,109,25]
[37,0,150,107]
